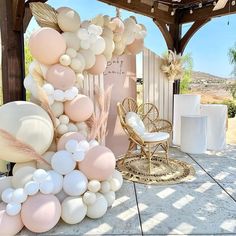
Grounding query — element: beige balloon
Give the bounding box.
[36,151,54,170]
[13,161,37,175]
[0,176,12,201]
[0,160,8,173]
[12,166,36,189]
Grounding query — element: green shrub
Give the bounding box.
[221,100,236,118]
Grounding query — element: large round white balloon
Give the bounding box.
[51,151,76,175]
[90,36,105,55]
[61,196,87,224]
[11,188,27,204]
[47,170,63,194]
[6,202,21,216]
[86,193,108,219]
[33,169,49,183]
[79,49,96,70]
[82,191,96,205]
[110,170,123,191]
[39,178,54,194]
[103,191,115,207]
[24,181,39,196]
[1,188,14,203]
[63,170,88,196]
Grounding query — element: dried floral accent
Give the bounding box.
[161,50,183,81]
[29,2,61,32]
[86,86,113,145]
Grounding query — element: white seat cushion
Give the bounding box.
[125,112,146,135]
[141,132,170,142]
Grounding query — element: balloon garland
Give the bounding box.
[0,2,146,235]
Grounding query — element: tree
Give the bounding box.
[180,53,193,94]
[227,43,236,99]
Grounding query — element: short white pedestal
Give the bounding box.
[173,94,201,146]
[181,115,207,154]
[200,104,227,151]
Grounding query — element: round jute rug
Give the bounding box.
[116,155,195,185]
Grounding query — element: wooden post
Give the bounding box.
[0,0,26,103]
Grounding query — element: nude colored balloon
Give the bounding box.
[112,17,124,34]
[46,64,76,91]
[88,54,107,75]
[0,177,12,201]
[64,95,94,122]
[127,38,144,55]
[79,146,116,181]
[12,161,36,175]
[21,193,61,233]
[29,28,66,65]
[57,132,85,151]
[0,203,24,236]
[0,101,54,159]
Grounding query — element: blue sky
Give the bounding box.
[27,0,236,78]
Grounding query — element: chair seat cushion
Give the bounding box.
[141,132,170,142]
[125,112,146,135]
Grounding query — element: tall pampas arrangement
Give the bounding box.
[161,50,183,81]
[86,86,113,145]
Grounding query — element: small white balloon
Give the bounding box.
[33,169,49,183]
[103,191,116,207]
[6,202,21,216]
[66,48,77,58]
[90,36,105,55]
[47,95,54,105]
[65,139,79,153]
[72,150,85,162]
[89,139,99,149]
[77,28,89,40]
[100,181,111,194]
[80,40,90,50]
[39,179,54,194]
[82,191,96,205]
[51,101,64,117]
[70,58,83,72]
[59,115,70,125]
[55,118,60,128]
[67,123,78,132]
[11,188,27,204]
[111,170,123,191]
[109,178,121,192]
[42,83,54,95]
[77,140,90,152]
[1,188,14,203]
[89,33,98,44]
[88,180,101,193]
[47,170,63,194]
[57,124,69,135]
[59,54,72,66]
[64,89,77,101]
[51,150,76,175]
[24,181,39,196]
[54,90,65,102]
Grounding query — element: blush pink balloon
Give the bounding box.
[112,17,124,34]
[88,54,107,75]
[57,132,85,150]
[64,95,94,122]
[0,202,24,236]
[29,28,66,65]
[127,38,144,55]
[21,193,61,233]
[79,146,116,181]
[46,64,76,90]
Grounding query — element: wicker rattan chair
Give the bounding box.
[117,97,172,173]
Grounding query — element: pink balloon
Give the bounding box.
[21,193,61,233]
[88,54,107,75]
[64,95,94,122]
[0,202,24,236]
[29,28,66,65]
[79,146,116,181]
[46,64,76,90]
[57,132,85,151]
[127,39,144,55]
[112,17,124,34]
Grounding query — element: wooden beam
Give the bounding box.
[0,0,25,103]
[13,0,25,31]
[180,1,236,23]
[153,19,173,49]
[179,18,210,53]
[98,0,174,24]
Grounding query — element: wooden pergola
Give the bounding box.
[0,0,235,103]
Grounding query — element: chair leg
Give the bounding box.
[122,140,134,164]
[148,144,152,174]
[164,141,169,165]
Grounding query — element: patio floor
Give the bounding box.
[20,145,236,236]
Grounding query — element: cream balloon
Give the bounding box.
[51,101,64,118]
[62,32,80,50]
[0,177,12,201]
[90,36,106,55]
[12,161,36,175]
[82,191,96,205]
[103,191,115,207]
[79,49,96,70]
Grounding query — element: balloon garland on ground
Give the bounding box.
[0,2,146,235]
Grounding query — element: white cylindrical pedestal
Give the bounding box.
[181,115,207,154]
[173,94,201,146]
[200,104,227,151]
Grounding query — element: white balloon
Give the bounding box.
[55,118,60,128]
[23,75,34,90]
[33,169,49,183]
[6,202,21,216]
[59,54,71,66]
[90,36,106,55]
[67,123,78,132]
[59,115,70,125]
[65,139,79,153]
[100,181,111,194]
[39,63,49,78]
[77,140,90,152]
[24,181,39,196]
[109,178,121,192]
[87,193,108,219]
[47,95,55,106]
[47,170,63,194]
[64,87,78,101]
[88,33,98,44]
[88,24,102,35]
[11,188,27,204]
[88,180,101,193]
[89,139,99,149]
[1,188,14,203]
[39,178,54,194]
[66,48,77,58]
[61,196,87,224]
[51,151,76,175]
[70,58,84,72]
[63,170,88,196]
[79,49,96,70]
[54,90,65,102]
[111,170,123,191]
[77,28,89,40]
[80,40,90,50]
[82,191,96,205]
[103,191,115,207]
[62,32,80,50]
[72,150,85,162]
[36,151,54,171]
[51,101,64,117]
[57,124,69,135]
[75,53,86,72]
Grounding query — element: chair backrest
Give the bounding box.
[121,97,138,113]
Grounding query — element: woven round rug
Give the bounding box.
[116,155,195,185]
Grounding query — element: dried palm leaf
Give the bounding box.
[29,2,61,32]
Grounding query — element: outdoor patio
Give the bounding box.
[20,145,236,236]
